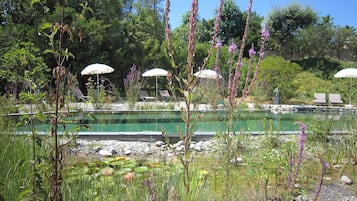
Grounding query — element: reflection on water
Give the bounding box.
[16,109,354,135]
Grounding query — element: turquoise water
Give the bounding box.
[16,109,354,135]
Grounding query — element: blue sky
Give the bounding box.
[167,0,357,29]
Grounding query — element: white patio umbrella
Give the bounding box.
[81,63,114,94]
[334,68,357,106]
[142,68,168,101]
[194,69,222,79]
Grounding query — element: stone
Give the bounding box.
[155,141,166,147]
[144,147,153,155]
[124,149,132,155]
[333,164,343,169]
[295,194,309,201]
[175,141,184,147]
[175,145,185,152]
[93,146,102,152]
[98,149,112,157]
[194,145,202,152]
[340,175,353,185]
[167,153,174,158]
[230,157,243,164]
[108,147,117,154]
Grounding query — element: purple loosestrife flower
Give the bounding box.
[229,42,237,53]
[216,41,222,50]
[290,122,307,191]
[248,48,256,57]
[298,123,307,147]
[261,28,270,40]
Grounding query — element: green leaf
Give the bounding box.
[17,189,31,200]
[39,22,53,31]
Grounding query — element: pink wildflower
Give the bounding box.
[261,28,270,40]
[248,48,256,57]
[216,41,222,49]
[229,42,237,53]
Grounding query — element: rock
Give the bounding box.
[230,157,243,164]
[167,153,174,158]
[98,149,112,157]
[175,145,185,152]
[333,164,343,169]
[155,141,165,147]
[175,141,184,147]
[93,146,102,152]
[108,147,117,154]
[295,194,309,201]
[144,147,153,155]
[340,175,353,185]
[124,149,132,155]
[194,145,202,152]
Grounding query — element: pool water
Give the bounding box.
[16,109,354,136]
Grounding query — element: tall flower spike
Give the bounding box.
[261,28,270,40]
[216,40,222,50]
[249,47,256,57]
[229,41,237,53]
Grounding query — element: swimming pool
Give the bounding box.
[16,109,354,140]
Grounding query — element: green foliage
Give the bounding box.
[255,56,302,100]
[292,71,333,101]
[0,42,50,94]
[293,57,342,79]
[219,0,245,43]
[266,4,318,56]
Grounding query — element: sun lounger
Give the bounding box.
[329,93,344,105]
[139,90,155,101]
[159,90,173,101]
[70,86,88,102]
[313,93,327,105]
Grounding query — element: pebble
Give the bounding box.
[341,175,353,185]
[124,149,132,155]
[98,149,112,157]
[74,139,218,158]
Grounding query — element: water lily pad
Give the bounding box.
[113,156,127,161]
[134,166,149,173]
[117,167,133,175]
[110,160,125,168]
[122,162,137,169]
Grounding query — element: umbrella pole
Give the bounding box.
[156,76,158,102]
[350,77,352,105]
[97,74,99,97]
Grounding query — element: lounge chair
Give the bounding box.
[159,90,173,101]
[70,86,88,102]
[329,93,344,105]
[313,93,327,105]
[139,90,155,101]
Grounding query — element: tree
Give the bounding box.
[255,56,302,100]
[266,4,318,59]
[219,0,244,44]
[0,42,50,97]
[332,26,357,61]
